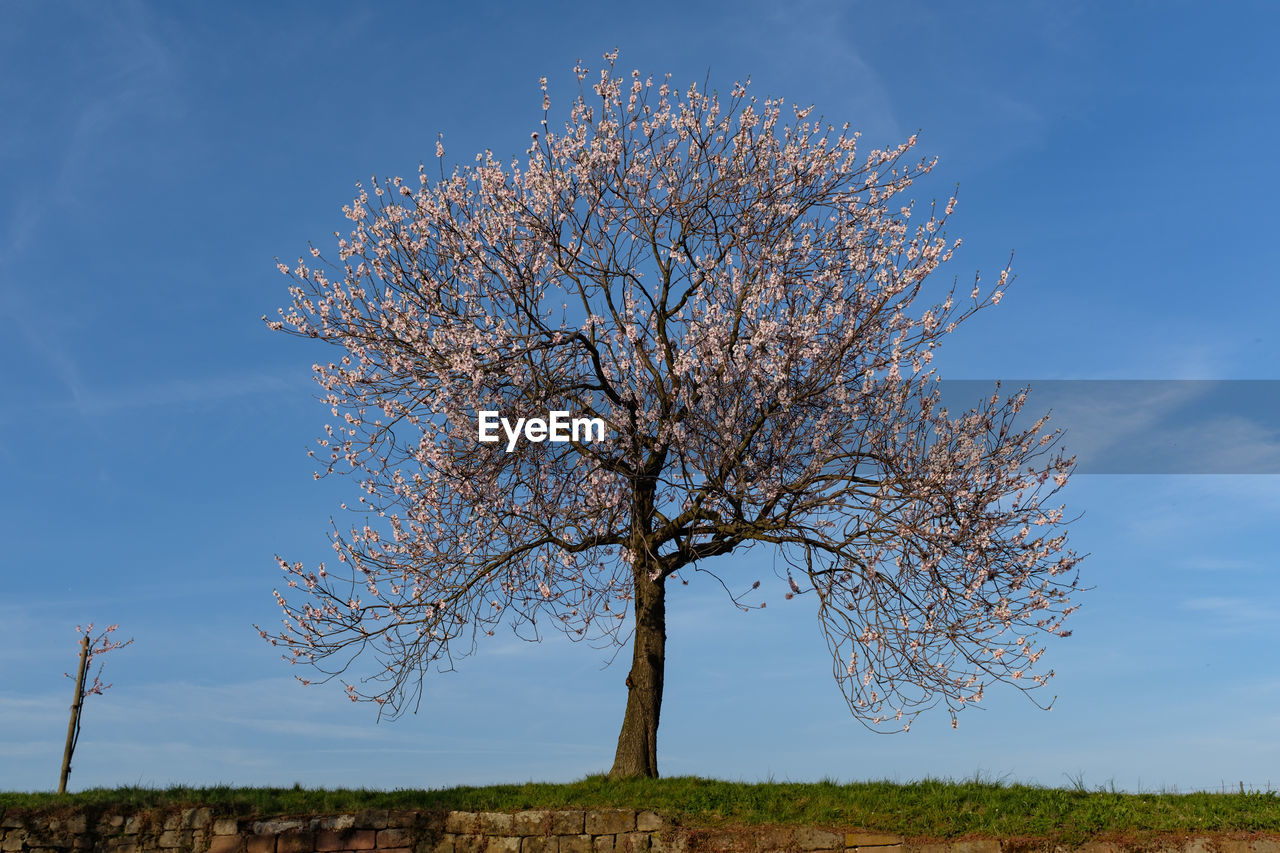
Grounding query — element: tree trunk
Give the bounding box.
[607,565,667,778]
[59,634,90,794]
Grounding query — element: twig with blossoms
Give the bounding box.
[59,623,133,793]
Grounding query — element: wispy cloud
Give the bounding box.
[1,3,182,258]
[749,0,902,148]
[1180,596,1279,633]
[937,381,1280,473]
[0,367,309,425]
[0,674,607,790]
[1029,381,1211,471]
[1170,556,1269,573]
[0,2,185,423]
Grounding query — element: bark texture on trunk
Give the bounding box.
[607,566,667,778]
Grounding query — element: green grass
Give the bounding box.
[2,776,1278,846]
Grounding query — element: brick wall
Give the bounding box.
[2,807,1278,853]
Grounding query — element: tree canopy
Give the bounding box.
[259,51,1083,778]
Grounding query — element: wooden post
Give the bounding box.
[58,633,90,794]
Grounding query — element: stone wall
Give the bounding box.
[2,807,1278,853]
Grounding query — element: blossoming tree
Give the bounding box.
[61,623,132,793]
[260,52,1083,779]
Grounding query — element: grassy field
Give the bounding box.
[2,776,1278,845]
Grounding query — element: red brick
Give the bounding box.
[247,836,276,853]
[384,813,418,829]
[349,832,377,851]
[279,833,316,853]
[315,833,340,852]
[376,829,413,848]
[318,832,377,852]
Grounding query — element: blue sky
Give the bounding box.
[2,1,1278,794]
